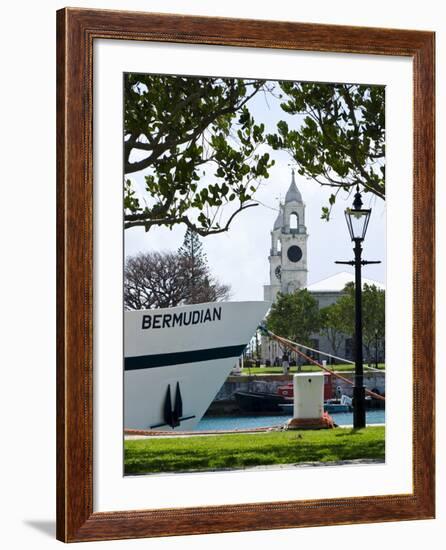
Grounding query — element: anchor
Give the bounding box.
[150,382,196,429]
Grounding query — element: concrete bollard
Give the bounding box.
[287,373,331,430]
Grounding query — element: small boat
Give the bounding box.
[324,395,353,413]
[277,403,351,414]
[233,390,290,413]
[277,403,293,414]
[323,402,352,413]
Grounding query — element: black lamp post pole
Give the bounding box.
[353,238,366,429]
[336,186,380,430]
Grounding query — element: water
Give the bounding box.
[194,410,385,431]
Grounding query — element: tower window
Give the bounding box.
[290,212,299,233]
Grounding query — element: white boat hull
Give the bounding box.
[124,301,270,431]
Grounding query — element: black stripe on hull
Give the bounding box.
[124,344,247,371]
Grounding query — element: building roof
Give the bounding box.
[307,271,385,293]
[285,170,303,204]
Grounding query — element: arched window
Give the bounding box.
[290,212,299,233]
[277,240,282,253]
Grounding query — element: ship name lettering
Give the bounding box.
[141,306,222,329]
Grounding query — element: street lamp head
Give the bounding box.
[345,186,371,241]
[352,186,363,210]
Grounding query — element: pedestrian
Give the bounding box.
[282,352,290,375]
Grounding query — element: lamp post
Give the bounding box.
[336,186,381,429]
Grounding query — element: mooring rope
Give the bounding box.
[267,329,385,401]
[275,334,383,373]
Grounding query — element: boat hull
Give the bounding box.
[234,391,290,413]
[124,301,270,431]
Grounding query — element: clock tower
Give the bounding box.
[264,169,308,303]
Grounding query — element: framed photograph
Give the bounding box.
[56,8,435,542]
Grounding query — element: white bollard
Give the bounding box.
[288,372,328,429]
[293,373,324,419]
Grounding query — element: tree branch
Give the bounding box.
[124,82,264,174]
[124,203,258,236]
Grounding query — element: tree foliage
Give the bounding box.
[124,74,274,235]
[324,282,385,361]
[178,228,207,305]
[124,251,185,310]
[320,302,346,358]
[266,289,320,346]
[268,82,385,219]
[178,228,230,304]
[124,230,230,310]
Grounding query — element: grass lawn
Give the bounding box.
[124,426,385,475]
[241,363,385,375]
[242,363,386,375]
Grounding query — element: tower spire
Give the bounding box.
[285,168,302,203]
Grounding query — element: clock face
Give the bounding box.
[287,245,303,263]
[275,265,282,280]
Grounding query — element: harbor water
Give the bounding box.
[194,410,385,431]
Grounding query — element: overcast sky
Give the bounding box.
[124,80,386,302]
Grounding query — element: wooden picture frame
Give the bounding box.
[56,7,435,542]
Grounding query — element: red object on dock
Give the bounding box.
[277,373,333,400]
[287,412,335,430]
[277,383,293,398]
[324,372,333,400]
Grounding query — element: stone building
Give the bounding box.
[261,170,384,365]
[264,169,309,303]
